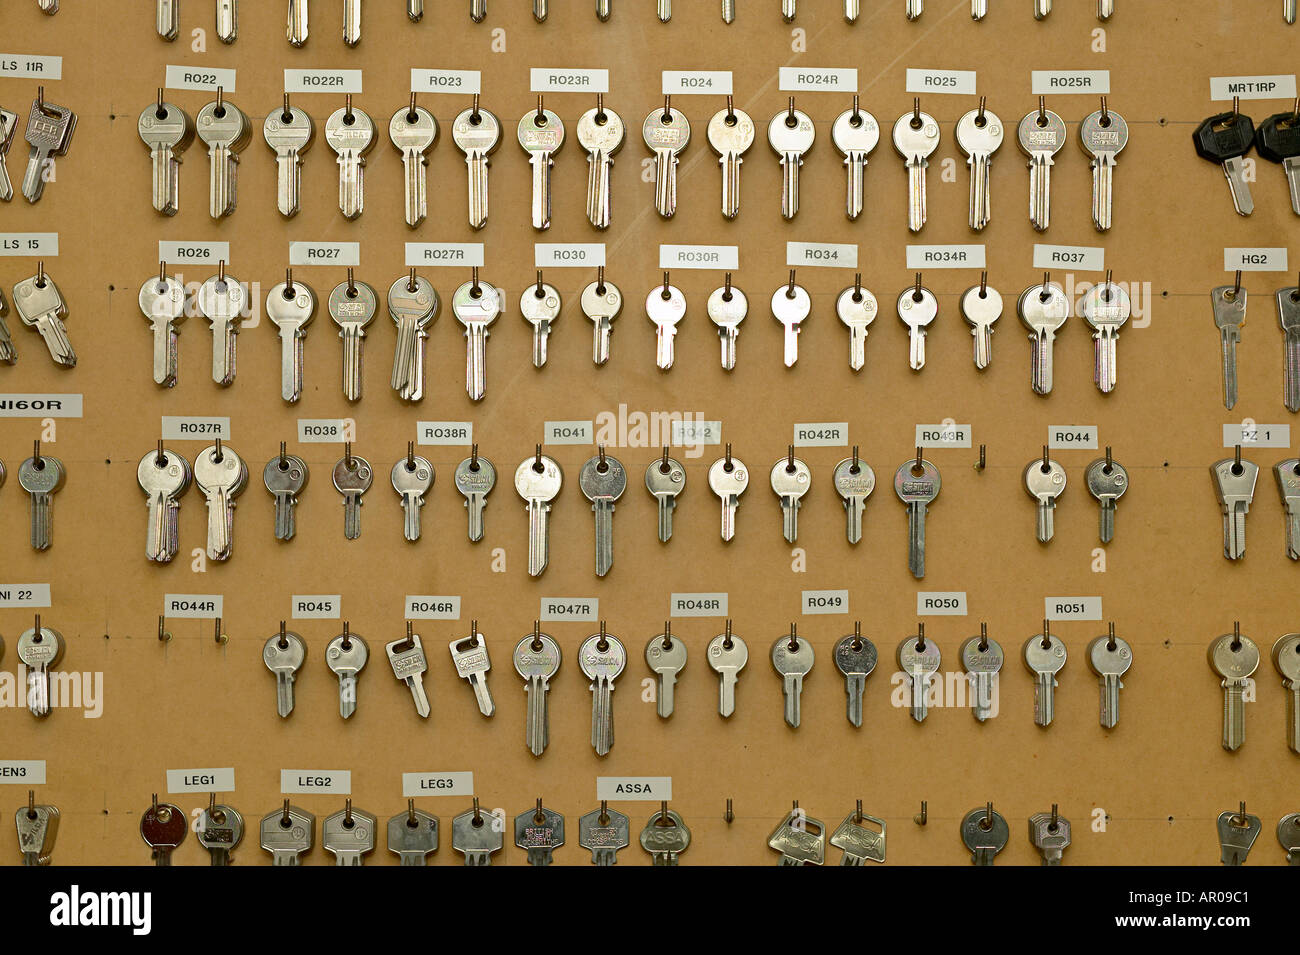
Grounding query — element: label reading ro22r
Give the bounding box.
[802,590,848,615]
[541,599,599,622]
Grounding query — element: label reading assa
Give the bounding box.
[793,422,848,447]
[166,767,236,794]
[417,421,473,445]
[597,777,672,801]
[403,772,473,798]
[1045,597,1102,621]
[544,420,593,444]
[281,770,351,795]
[404,595,461,620]
[541,598,599,622]
[0,760,46,784]
[164,594,223,618]
[802,590,848,615]
[161,416,230,440]
[670,593,728,617]
[917,592,968,616]
[292,595,340,619]
[915,423,972,448]
[0,584,51,608]
[1048,425,1098,450]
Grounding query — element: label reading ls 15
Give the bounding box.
[1,233,59,256]
[670,593,728,617]
[403,772,473,798]
[281,770,350,795]
[597,777,672,801]
[802,590,848,615]
[906,69,976,95]
[0,761,46,784]
[0,584,51,608]
[166,768,236,794]
[1046,597,1102,621]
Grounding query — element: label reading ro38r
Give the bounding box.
[417,421,472,445]
[802,590,848,615]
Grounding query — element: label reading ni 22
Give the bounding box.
[0,584,51,608]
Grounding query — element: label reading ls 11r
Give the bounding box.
[541,598,599,622]
[787,242,857,268]
[0,395,82,418]
[544,420,593,444]
[417,421,473,445]
[0,584,51,608]
[1030,70,1111,94]
[1209,74,1298,101]
[1048,425,1098,449]
[905,69,977,95]
[1224,248,1288,272]
[410,69,481,93]
[403,772,473,798]
[597,777,672,801]
[531,68,609,92]
[671,419,722,446]
[161,416,230,440]
[905,244,985,269]
[281,770,351,795]
[166,768,236,794]
[405,243,484,267]
[917,592,968,616]
[659,245,739,270]
[535,243,605,268]
[793,422,848,447]
[662,71,733,95]
[297,419,350,443]
[1224,423,1291,448]
[404,596,461,620]
[779,67,858,92]
[0,761,46,784]
[916,423,972,448]
[158,240,228,263]
[0,233,59,256]
[164,594,223,618]
[670,593,728,617]
[1046,597,1103,621]
[1034,244,1104,271]
[165,64,237,92]
[292,595,340,619]
[0,55,62,80]
[802,590,848,615]
[283,69,363,93]
[289,242,360,266]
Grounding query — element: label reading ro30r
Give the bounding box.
[802,590,848,615]
[659,245,739,270]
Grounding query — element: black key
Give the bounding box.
[1256,111,1300,215]
[1194,110,1256,215]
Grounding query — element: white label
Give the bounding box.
[597,777,673,801]
[1224,423,1291,448]
[166,768,236,794]
[802,590,849,615]
[787,242,857,269]
[793,422,848,447]
[405,242,484,267]
[297,419,350,443]
[906,244,985,269]
[281,770,350,795]
[0,233,58,257]
[671,419,722,446]
[403,771,474,798]
[544,420,593,444]
[1031,70,1110,94]
[289,241,360,267]
[916,423,972,448]
[1210,74,1298,101]
[531,67,609,92]
[906,68,976,95]
[292,595,340,619]
[161,415,229,440]
[0,54,63,80]
[0,394,81,418]
[535,243,605,268]
[917,592,968,616]
[0,761,46,785]
[779,67,857,92]
[659,245,739,270]
[1048,424,1099,450]
[540,598,599,622]
[1045,596,1103,621]
[165,64,236,92]
[0,584,51,608]
[1034,244,1105,271]
[417,421,473,445]
[410,68,481,93]
[404,595,462,620]
[661,70,732,95]
[283,68,362,93]
[164,594,223,619]
[670,593,728,617]
[157,240,227,263]
[1224,248,1288,272]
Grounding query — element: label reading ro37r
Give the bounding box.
[161,416,230,440]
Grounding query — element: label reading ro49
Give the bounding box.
[802,590,848,615]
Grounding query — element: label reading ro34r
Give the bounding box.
[905,245,985,269]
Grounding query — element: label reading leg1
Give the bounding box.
[404,596,461,620]
[793,423,848,447]
[403,772,473,797]
[802,590,848,615]
[1048,425,1098,450]
[597,777,672,801]
[1045,597,1102,621]
[292,595,340,619]
[915,424,972,448]
[541,599,599,622]
[281,770,351,795]
[670,593,728,617]
[166,768,236,794]
[917,592,968,616]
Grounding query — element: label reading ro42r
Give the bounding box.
[541,598,599,622]
[670,593,728,617]
[793,422,847,447]
[916,423,972,448]
[802,590,848,615]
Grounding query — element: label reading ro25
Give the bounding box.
[802,590,848,615]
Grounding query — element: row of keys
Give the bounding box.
[0,89,75,205]
[1212,450,1300,562]
[0,266,76,368]
[1211,276,1300,411]
[1193,98,1300,217]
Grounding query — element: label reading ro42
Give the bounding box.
[1048,425,1098,450]
[541,599,598,622]
[671,419,721,446]
[802,590,848,615]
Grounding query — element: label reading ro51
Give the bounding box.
[1045,597,1102,621]
[802,590,848,615]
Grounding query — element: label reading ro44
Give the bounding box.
[793,422,847,447]
[802,590,848,615]
[917,592,968,616]
[670,593,728,617]
[597,777,672,801]
[403,772,473,797]
[1045,597,1102,621]
[292,595,340,619]
[541,598,598,622]
[916,423,971,448]
[281,770,350,795]
[1048,425,1098,450]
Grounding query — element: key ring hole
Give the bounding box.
[910,464,924,477]
[909,115,923,130]
[342,817,355,830]
[911,290,923,303]
[532,461,545,474]
[213,105,227,120]
[342,111,356,127]
[725,113,738,128]
[722,461,735,473]
[597,637,610,652]
[1035,114,1048,129]
[849,463,861,475]
[784,115,798,129]
[721,290,733,303]
[974,115,987,129]
[31,632,43,644]
[1230,462,1244,476]
[596,460,609,474]
[1098,114,1112,128]
[33,458,46,471]
[155,105,169,122]
[282,287,295,301]
[1040,462,1052,474]
[978,817,992,832]
[849,113,863,129]
[595,110,608,126]
[535,113,549,128]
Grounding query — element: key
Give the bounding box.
[579,805,629,865]
[641,808,691,865]
[1211,281,1247,410]
[1211,453,1259,560]
[323,804,376,865]
[18,454,64,551]
[263,101,314,218]
[522,277,560,368]
[1024,454,1067,543]
[1276,459,1300,559]
[844,0,860,17]
[325,102,375,220]
[452,104,501,230]
[895,457,940,578]
[392,452,433,542]
[263,627,306,718]
[1278,287,1300,411]
[707,280,746,370]
[264,451,308,542]
[971,0,987,18]
[768,807,825,866]
[16,620,63,717]
[1218,806,1261,865]
[516,453,563,577]
[1018,277,1070,395]
[581,628,626,756]
[1256,111,1300,215]
[647,279,687,370]
[216,0,238,42]
[1079,106,1128,231]
[960,628,1003,722]
[1086,454,1128,543]
[1081,278,1130,393]
[645,453,685,542]
[1195,106,1255,216]
[770,452,811,543]
[1281,813,1300,866]
[836,282,877,372]
[332,451,373,540]
[893,105,940,231]
[266,277,315,404]
[390,101,437,228]
[408,0,423,18]
[1029,810,1071,866]
[471,0,487,21]
[834,626,876,728]
[260,804,315,865]
[597,0,612,20]
[197,266,244,386]
[534,0,548,18]
[577,102,624,230]
[514,629,561,755]
[706,104,755,220]
[198,800,244,866]
[897,281,937,371]
[657,0,670,19]
[961,806,1008,866]
[1097,0,1114,16]
[388,273,438,402]
[580,451,626,576]
[782,0,797,18]
[287,0,309,45]
[158,0,180,39]
[582,272,622,365]
[453,280,502,400]
[906,0,923,17]
[768,102,815,219]
[955,103,1003,231]
[707,625,748,718]
[328,274,376,401]
[643,103,690,217]
[139,271,187,387]
[455,450,496,542]
[137,447,190,563]
[0,287,12,364]
[138,99,194,216]
[1018,105,1066,231]
[140,798,187,866]
[772,279,811,368]
[1088,626,1132,729]
[388,804,438,865]
[515,803,564,866]
[13,269,75,367]
[961,280,1001,370]
[832,103,879,221]
[518,105,564,229]
[452,805,503,865]
[194,443,247,560]
[326,627,368,719]
[897,629,940,722]
[709,450,749,542]
[646,627,687,718]
[16,800,59,866]
[771,628,814,728]
[1033,0,1052,15]
[196,95,248,219]
[833,454,874,544]
[722,0,734,23]
[386,626,432,718]
[450,627,496,717]
[1024,629,1067,727]
[831,807,885,865]
[1288,0,1298,23]
[343,0,362,44]
[21,94,75,204]
[1209,630,1259,751]
[0,107,18,202]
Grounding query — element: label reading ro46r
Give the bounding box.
[916,423,972,448]
[802,590,848,615]
[1048,425,1098,450]
[403,772,473,798]
[541,598,599,622]
[164,594,223,619]
[793,422,847,447]
[292,595,340,619]
[1046,597,1102,621]
[161,416,229,440]
[0,584,51,608]
[670,593,728,617]
[917,592,968,616]
[166,768,236,794]
[1224,423,1291,448]
[281,770,350,795]
[404,596,461,620]
[597,777,672,801]
[418,421,472,445]
[544,420,593,444]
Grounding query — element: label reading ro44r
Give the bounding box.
[164,594,223,618]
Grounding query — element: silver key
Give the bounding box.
[326,628,368,719]
[646,628,687,718]
[1018,106,1067,231]
[707,280,746,370]
[328,274,376,401]
[515,803,564,866]
[471,0,487,21]
[17,455,62,552]
[580,628,626,756]
[580,451,626,576]
[534,0,548,19]
[196,95,248,219]
[408,0,424,19]
[263,102,314,218]
[1211,453,1258,560]
[1024,629,1067,727]
[266,277,316,403]
[139,99,194,216]
[1034,0,1052,17]
[961,807,1008,866]
[450,627,496,717]
[260,804,314,866]
[216,0,238,42]
[16,620,63,717]
[138,447,190,562]
[844,0,860,17]
[197,266,244,385]
[521,277,561,369]
[452,805,504,865]
[960,628,1003,722]
[452,105,501,230]
[1211,281,1247,410]
[516,453,562,577]
[906,0,924,18]
[770,452,811,543]
[768,103,815,219]
[264,452,308,542]
[707,624,748,717]
[971,0,987,18]
[332,451,373,540]
[640,808,690,865]
[645,453,686,542]
[1019,278,1069,395]
[21,94,75,205]
[158,0,180,39]
[582,273,622,365]
[895,457,940,578]
[322,804,376,865]
[343,0,362,44]
[897,281,937,371]
[643,104,690,218]
[893,105,940,232]
[391,452,433,542]
[390,102,438,228]
[837,282,877,371]
[647,280,687,370]
[194,443,247,560]
[1081,279,1130,393]
[514,630,561,755]
[771,629,814,727]
[13,270,75,367]
[1272,633,1300,754]
[782,0,797,19]
[1080,107,1128,232]
[1218,805,1261,865]
[388,805,438,865]
[1276,459,1300,559]
[518,105,564,230]
[454,279,503,400]
[897,630,940,722]
[388,273,438,401]
[287,0,309,45]
[768,807,825,865]
[830,808,885,865]
[455,451,495,542]
[263,627,306,717]
[325,102,375,219]
[1024,455,1067,543]
[387,627,432,718]
[140,798,187,865]
[657,0,670,19]
[1287,0,1297,23]
[1029,810,1071,866]
[1088,627,1132,729]
[955,105,1003,231]
[834,626,876,728]
[579,805,629,866]
[597,0,612,20]
[832,454,874,544]
[16,801,60,866]
[707,105,755,220]
[772,280,811,368]
[709,450,748,542]
[0,108,18,202]
[1278,286,1300,412]
[1210,630,1259,751]
[961,280,1001,370]
[139,272,187,386]
[832,103,879,221]
[1280,813,1300,866]
[577,103,624,230]
[1086,454,1128,543]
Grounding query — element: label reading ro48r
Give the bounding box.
[916,423,972,448]
[404,596,461,620]
[917,592,968,616]
[1046,597,1102,621]
[802,590,848,615]
[1048,425,1098,450]
[793,422,847,447]
[670,593,728,617]
[0,584,51,608]
[292,595,340,619]
[544,420,593,444]
[403,772,473,797]
[541,598,599,622]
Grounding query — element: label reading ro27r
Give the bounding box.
[405,243,484,267]
[541,599,599,622]
[802,590,848,615]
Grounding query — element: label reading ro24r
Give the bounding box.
[670,593,728,617]
[404,596,461,620]
[917,592,968,616]
[541,599,599,622]
[403,772,473,797]
[1046,597,1103,621]
[802,590,848,615]
[1048,425,1098,450]
[281,770,350,795]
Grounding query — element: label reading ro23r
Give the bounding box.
[281,770,350,795]
[670,593,728,617]
[403,772,473,798]
[541,599,599,622]
[659,245,739,270]
[1048,425,1098,450]
[802,590,848,615]
[1046,597,1102,621]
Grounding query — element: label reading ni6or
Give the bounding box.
[793,422,848,447]
[530,67,609,93]
[404,595,461,620]
[670,593,728,617]
[1046,597,1103,621]
[166,768,236,794]
[292,595,340,619]
[0,395,81,418]
[905,68,976,95]
[1048,425,1098,450]
[281,770,351,795]
[541,598,599,622]
[403,772,473,798]
[917,592,968,616]
[802,590,848,615]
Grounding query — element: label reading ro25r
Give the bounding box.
[916,423,972,448]
[1048,425,1098,450]
[403,772,473,798]
[670,593,728,617]
[404,596,461,620]
[802,590,848,615]
[281,770,350,795]
[544,420,593,444]
[541,599,599,622]
[793,422,847,447]
[1046,597,1103,621]
[917,592,968,616]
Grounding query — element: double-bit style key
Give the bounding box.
[645,453,685,542]
[707,104,755,219]
[264,100,314,218]
[452,805,503,865]
[577,102,624,230]
[1256,110,1300,215]
[772,628,814,728]
[450,626,496,717]
[1211,452,1258,560]
[1195,105,1256,216]
[895,457,940,578]
[768,101,815,220]
[830,807,886,865]
[961,806,1008,866]
[389,272,438,401]
[580,451,626,577]
[1209,629,1259,751]
[260,803,314,865]
[1080,277,1130,393]
[332,449,373,540]
[138,98,194,216]
[643,101,689,218]
[516,453,562,577]
[640,809,690,865]
[768,807,825,866]
[452,104,501,230]
[519,103,564,230]
[454,279,502,401]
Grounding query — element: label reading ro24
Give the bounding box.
[1048,425,1098,450]
[802,590,848,615]
[597,777,672,801]
[541,599,599,622]
[404,596,461,620]
[544,420,593,444]
[793,422,847,447]
[164,594,223,619]
[1046,597,1102,621]
[292,595,340,619]
[670,593,728,617]
[166,768,236,794]
[661,71,733,95]
[917,592,968,616]
[281,770,350,795]
[916,423,972,448]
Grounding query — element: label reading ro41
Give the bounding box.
[544,420,593,444]
[802,590,848,615]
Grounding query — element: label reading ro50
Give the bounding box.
[917,592,968,616]
[1045,597,1102,621]
[404,596,461,620]
[281,770,350,795]
[541,599,599,622]
[670,593,728,617]
[802,590,848,615]
[1048,425,1098,450]
[403,772,473,797]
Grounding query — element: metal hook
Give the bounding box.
[912,96,922,126]
[662,95,672,124]
[787,96,796,126]
[534,798,545,825]
[724,618,733,649]
[344,798,354,826]
[979,270,988,296]
[854,799,864,824]
[916,621,927,652]
[33,439,42,467]
[659,801,669,824]
[534,269,544,297]
[1234,443,1242,471]
[407,798,417,826]
[157,615,170,643]
[1105,445,1113,471]
[854,272,862,299]
[976,444,986,471]
[159,259,167,288]
[344,93,354,123]
[787,268,797,298]
[285,267,295,296]
[598,619,608,651]
[788,622,798,652]
[852,94,861,124]
[534,443,544,471]
[214,617,227,645]
[279,620,287,647]
[1043,619,1052,650]
[723,271,732,298]
[662,271,671,299]
[1038,95,1046,124]
[156,86,166,117]
[213,437,224,463]
[1232,620,1242,650]
[471,93,481,123]
[852,620,862,651]
[406,440,415,470]
[470,266,481,297]
[1051,804,1059,830]
[851,444,859,472]
[407,267,417,294]
[282,92,292,123]
[976,95,987,125]
[470,443,480,470]
[1233,269,1242,299]
[914,272,923,301]
[282,799,291,825]
[531,620,543,651]
[786,444,795,472]
[662,621,672,650]
[344,441,354,470]
[724,798,734,824]
[724,443,733,470]
[979,621,989,652]
[984,801,994,828]
[726,94,735,123]
[1042,444,1051,472]
[155,439,166,468]
[915,800,928,826]
[1107,621,1117,652]
[915,446,923,472]
[215,86,224,115]
[1099,95,1109,124]
[596,264,606,295]
[27,790,35,819]
[408,91,418,124]
[599,800,610,826]
[342,620,352,651]
[595,92,605,123]
[1231,95,1240,121]
[36,260,45,287]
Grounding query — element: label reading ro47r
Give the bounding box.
[802,590,848,615]
[541,599,599,622]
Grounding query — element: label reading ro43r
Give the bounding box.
[1224,248,1288,272]
[779,67,857,92]
[793,422,847,447]
[541,598,599,622]
[404,596,461,620]
[164,594,223,618]
[157,240,227,263]
[1045,597,1102,621]
[671,419,721,446]
[166,768,236,794]
[289,242,360,267]
[1,233,58,256]
[1224,423,1291,448]
[905,245,985,269]
[405,243,484,267]
[418,421,472,445]
[297,419,351,443]
[410,69,481,93]
[165,64,236,92]
[661,71,732,95]
[161,416,229,440]
[0,55,63,80]
[802,590,848,615]
[905,69,976,95]
[659,245,739,270]
[0,584,51,608]
[0,395,81,418]
[787,242,857,268]
[0,761,46,784]
[544,420,593,444]
[530,68,609,92]
[670,593,728,617]
[916,423,972,448]
[917,592,968,616]
[1034,244,1104,271]
[281,770,350,795]
[1048,425,1098,449]
[535,243,605,268]
[597,777,672,801]
[292,595,340,619]
[283,69,362,93]
[403,772,473,798]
